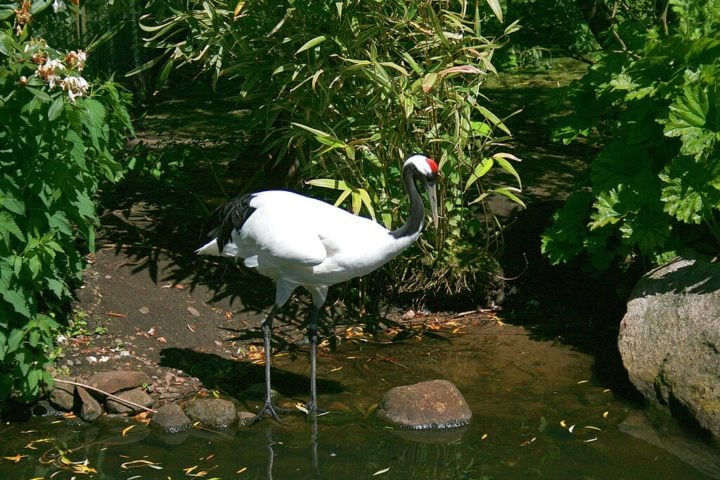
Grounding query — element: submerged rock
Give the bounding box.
[151,403,192,433]
[619,256,720,440]
[106,387,155,414]
[377,379,472,429]
[184,398,237,429]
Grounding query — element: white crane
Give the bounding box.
[197,154,439,420]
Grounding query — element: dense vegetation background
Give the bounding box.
[1,0,718,406]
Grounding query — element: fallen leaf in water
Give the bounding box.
[481,433,488,440]
[122,425,135,437]
[568,424,576,433]
[603,411,609,418]
[237,466,248,474]
[25,438,53,449]
[2,454,27,463]
[520,437,536,446]
[584,437,598,443]
[330,366,343,372]
[372,467,390,476]
[184,465,198,474]
[187,324,197,333]
[560,419,567,428]
[121,459,162,469]
[577,379,589,384]
[584,425,602,431]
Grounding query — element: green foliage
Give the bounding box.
[543,0,720,269]
[140,0,524,302]
[0,1,133,402]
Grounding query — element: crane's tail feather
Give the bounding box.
[196,239,220,256]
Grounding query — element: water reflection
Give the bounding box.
[2,322,720,479]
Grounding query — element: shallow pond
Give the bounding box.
[2,320,720,479]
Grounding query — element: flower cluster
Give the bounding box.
[13,0,32,36]
[33,50,90,102]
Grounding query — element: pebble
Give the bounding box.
[187,306,200,317]
[139,306,150,314]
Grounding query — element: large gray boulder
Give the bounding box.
[618,256,720,440]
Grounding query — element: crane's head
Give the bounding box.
[404,154,439,228]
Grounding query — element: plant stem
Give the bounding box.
[54,378,158,414]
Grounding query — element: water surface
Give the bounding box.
[2,320,719,479]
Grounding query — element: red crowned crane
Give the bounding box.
[197,154,439,420]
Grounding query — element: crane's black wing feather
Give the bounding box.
[211,193,256,249]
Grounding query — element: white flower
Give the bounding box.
[35,58,66,89]
[60,75,89,101]
[65,50,87,71]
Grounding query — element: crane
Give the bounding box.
[197,154,439,420]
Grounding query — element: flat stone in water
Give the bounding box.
[106,387,154,414]
[151,403,192,433]
[185,398,237,429]
[377,379,472,430]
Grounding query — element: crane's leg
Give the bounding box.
[307,305,321,414]
[255,304,283,422]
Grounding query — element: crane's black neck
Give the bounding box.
[390,165,425,239]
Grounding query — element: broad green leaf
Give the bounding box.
[0,194,24,216]
[0,212,25,243]
[48,96,64,122]
[2,288,30,318]
[26,87,51,102]
[7,328,24,353]
[296,35,326,54]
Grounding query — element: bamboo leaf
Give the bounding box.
[358,189,377,220]
[296,35,326,54]
[493,153,522,188]
[306,178,350,190]
[492,187,525,207]
[486,0,504,23]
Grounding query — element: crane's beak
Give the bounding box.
[426,182,438,228]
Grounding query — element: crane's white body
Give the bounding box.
[197,190,419,306]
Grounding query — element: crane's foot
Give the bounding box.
[254,400,291,423]
[305,401,329,417]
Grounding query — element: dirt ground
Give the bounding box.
[57,58,629,408]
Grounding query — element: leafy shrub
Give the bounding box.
[0,1,133,402]
[542,0,720,270]
[140,0,523,304]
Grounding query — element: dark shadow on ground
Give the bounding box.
[159,347,345,402]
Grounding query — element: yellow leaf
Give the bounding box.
[2,454,27,463]
[233,1,245,18]
[122,425,135,437]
